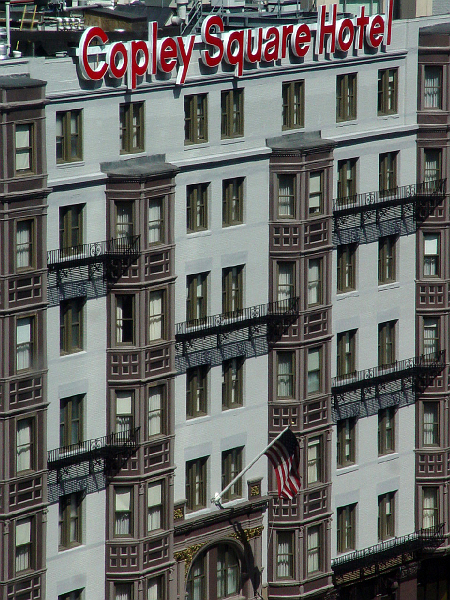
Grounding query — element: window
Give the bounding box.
[115,201,134,242]
[308,347,321,395]
[15,518,32,572]
[277,352,294,399]
[337,418,356,467]
[217,546,240,598]
[277,262,295,307]
[378,407,395,455]
[149,386,163,437]
[307,526,321,574]
[222,357,244,410]
[186,272,208,324]
[58,590,83,600]
[337,244,356,293]
[186,555,205,600]
[120,102,144,153]
[308,171,324,216]
[221,447,243,501]
[149,290,165,342]
[378,492,395,541]
[423,402,439,446]
[186,365,208,418]
[424,149,442,191]
[59,492,82,550]
[422,487,438,529]
[116,295,134,345]
[186,457,208,511]
[378,321,396,367]
[276,531,294,579]
[15,123,34,173]
[222,178,244,226]
[221,89,243,138]
[378,68,398,115]
[379,152,397,195]
[308,258,323,307]
[185,94,207,144]
[148,198,164,245]
[337,159,357,202]
[222,265,244,315]
[337,504,356,553]
[424,233,439,277]
[277,174,295,218]
[56,110,82,163]
[114,487,132,536]
[17,418,33,473]
[307,437,322,486]
[16,220,34,270]
[60,394,83,447]
[424,65,442,109]
[60,204,83,253]
[282,80,304,130]
[336,73,357,122]
[337,329,356,378]
[378,236,396,284]
[115,583,133,600]
[187,183,208,232]
[423,317,439,358]
[148,481,163,532]
[147,578,163,600]
[16,316,34,371]
[60,298,84,354]
[115,391,133,436]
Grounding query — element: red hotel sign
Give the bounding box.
[77,1,393,89]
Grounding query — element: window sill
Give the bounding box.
[378,452,399,464]
[222,222,245,229]
[336,119,358,127]
[336,290,358,300]
[222,404,244,411]
[56,160,85,169]
[186,414,210,423]
[186,229,212,238]
[184,141,210,150]
[336,463,358,475]
[377,113,399,120]
[220,136,245,146]
[58,542,83,552]
[60,350,86,358]
[378,282,399,291]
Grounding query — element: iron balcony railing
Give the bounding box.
[47,427,140,470]
[47,235,141,271]
[332,523,445,573]
[333,179,446,214]
[332,351,446,394]
[175,297,300,342]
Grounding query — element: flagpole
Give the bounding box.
[211,425,290,507]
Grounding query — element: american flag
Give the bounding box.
[265,428,301,500]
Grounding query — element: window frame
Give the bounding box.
[423,232,440,278]
[60,394,83,448]
[186,456,208,512]
[422,486,439,530]
[307,347,322,396]
[16,417,34,474]
[282,80,304,130]
[186,365,209,419]
[221,88,244,139]
[120,101,144,154]
[378,491,395,541]
[115,294,135,346]
[147,481,164,533]
[306,525,322,575]
[379,152,398,195]
[336,329,357,379]
[16,219,35,271]
[222,265,244,315]
[186,272,208,324]
[277,261,295,307]
[16,315,35,372]
[148,385,164,438]
[307,436,323,487]
[308,257,323,307]
[184,93,208,145]
[378,68,398,116]
[337,158,357,203]
[115,390,133,437]
[56,110,83,163]
[336,73,357,122]
[15,122,34,174]
[149,289,166,342]
[222,178,244,226]
[424,148,442,190]
[378,406,396,455]
[276,531,294,579]
[59,204,84,253]
[337,417,356,468]
[60,297,85,355]
[15,517,33,574]
[423,65,443,110]
[337,244,356,293]
[59,492,83,550]
[148,197,164,245]
[308,171,324,216]
[378,321,396,367]
[187,183,209,232]
[115,201,134,242]
[277,351,295,399]
[423,317,439,359]
[337,504,356,553]
[276,173,295,219]
[378,235,397,284]
[114,486,133,538]
[221,446,243,501]
[423,401,440,447]
[222,357,244,410]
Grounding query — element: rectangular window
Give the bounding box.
[422,487,438,529]
[15,517,32,573]
[148,198,164,245]
[277,174,295,218]
[222,178,244,226]
[185,94,208,144]
[424,149,442,191]
[277,351,294,399]
[222,357,244,410]
[221,447,243,501]
[308,258,323,307]
[378,407,395,455]
[187,183,208,232]
[186,365,208,418]
[147,578,163,600]
[217,547,239,598]
[337,418,356,467]
[378,492,395,541]
[307,526,321,574]
[59,492,82,550]
[222,265,244,315]
[60,204,84,254]
[337,329,356,378]
[56,110,82,163]
[120,102,144,153]
[379,152,397,195]
[424,233,439,277]
[277,262,295,306]
[58,590,83,600]
[186,272,208,324]
[308,347,321,395]
[114,487,132,537]
[148,481,163,532]
[308,171,324,216]
[337,159,357,203]
[116,295,134,345]
[307,437,322,486]
[378,236,396,284]
[17,418,33,473]
[115,201,134,242]
[60,394,83,448]
[149,386,163,437]
[115,391,133,436]
[378,68,398,115]
[282,80,304,130]
[16,316,34,371]
[378,321,396,367]
[424,65,442,109]
[221,89,244,138]
[423,402,439,446]
[423,318,439,358]
[115,584,132,600]
[186,457,208,511]
[336,73,357,122]
[276,531,294,579]
[60,298,84,355]
[337,244,356,293]
[16,220,34,270]
[149,290,165,342]
[15,123,34,173]
[337,504,356,553]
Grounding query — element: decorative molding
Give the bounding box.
[174,508,183,520]
[250,485,260,497]
[174,543,207,578]
[229,525,264,543]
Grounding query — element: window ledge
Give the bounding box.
[378,282,400,291]
[59,350,87,359]
[336,290,359,300]
[185,414,211,424]
[377,114,399,120]
[336,120,358,127]
[186,229,212,238]
[220,137,245,146]
[184,142,210,150]
[56,160,85,169]
[378,452,399,464]
[336,464,359,476]
[222,222,245,230]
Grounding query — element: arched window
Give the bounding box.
[186,544,241,600]
[186,555,205,600]
[217,545,239,598]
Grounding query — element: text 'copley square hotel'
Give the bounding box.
[1,0,450,597]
